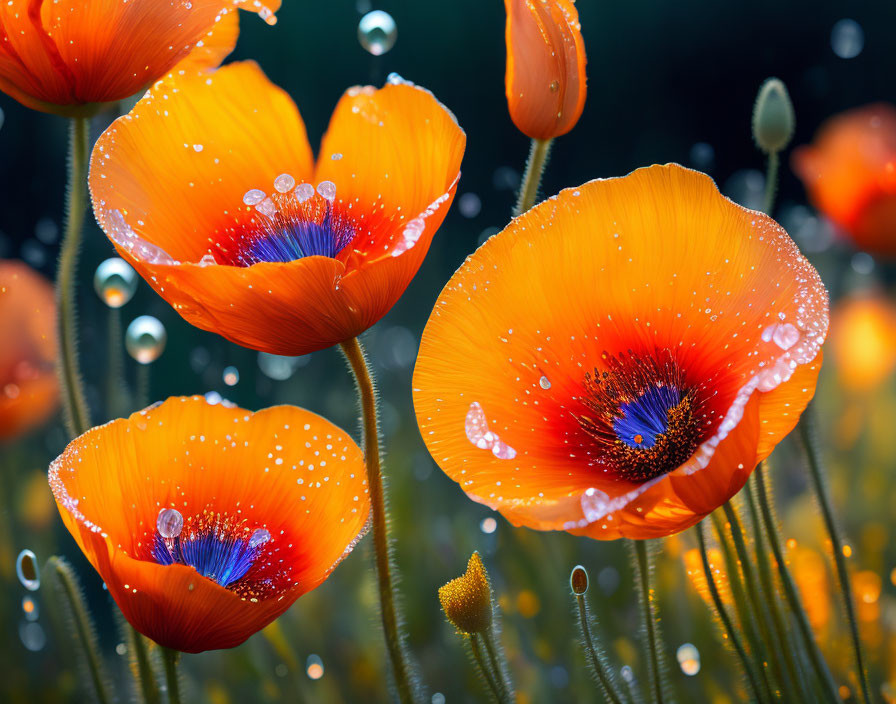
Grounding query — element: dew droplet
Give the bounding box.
[19,622,46,652]
[156,508,183,539]
[676,643,701,676]
[831,19,863,59]
[248,528,271,549]
[126,316,167,365]
[294,183,315,203]
[480,517,497,534]
[222,366,239,386]
[273,173,295,193]
[539,375,551,390]
[94,258,138,308]
[306,654,324,680]
[258,352,306,380]
[317,181,337,202]
[22,595,39,621]
[358,10,397,56]
[549,80,559,92]
[16,549,40,591]
[242,188,266,206]
[256,197,278,219]
[330,153,343,161]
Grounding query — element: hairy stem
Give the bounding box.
[631,540,667,704]
[470,634,503,703]
[513,137,552,216]
[574,593,626,704]
[160,647,182,704]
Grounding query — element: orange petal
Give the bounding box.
[0,260,58,440]
[413,164,828,540]
[792,103,896,256]
[50,396,369,653]
[504,0,587,139]
[829,293,896,393]
[172,8,240,76]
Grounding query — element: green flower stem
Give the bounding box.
[128,624,161,704]
[694,521,764,703]
[46,557,111,704]
[160,647,182,704]
[710,511,775,702]
[797,409,871,704]
[723,501,798,700]
[136,363,150,410]
[513,137,552,216]
[106,307,126,418]
[57,116,92,437]
[762,150,780,215]
[574,592,626,704]
[631,540,668,704]
[482,625,514,703]
[753,464,840,704]
[340,337,416,703]
[470,634,503,703]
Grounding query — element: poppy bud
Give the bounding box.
[752,78,795,154]
[504,0,587,140]
[570,565,589,595]
[438,552,493,635]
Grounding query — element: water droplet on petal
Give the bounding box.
[330,153,343,161]
[16,550,39,591]
[256,198,278,219]
[243,189,266,206]
[273,173,295,193]
[358,10,397,56]
[539,375,551,390]
[94,258,138,308]
[157,508,183,538]
[249,528,271,549]
[294,183,315,203]
[126,316,167,364]
[317,181,337,201]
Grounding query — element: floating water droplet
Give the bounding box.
[317,181,337,201]
[222,366,239,386]
[126,316,167,364]
[249,528,271,549]
[257,352,306,380]
[306,654,324,680]
[294,183,315,203]
[273,173,295,193]
[676,643,701,676]
[480,517,497,534]
[94,258,138,308]
[22,595,39,621]
[458,192,481,218]
[16,550,40,591]
[431,694,446,704]
[689,142,715,171]
[831,19,863,59]
[157,508,183,538]
[358,10,397,56]
[851,252,874,275]
[243,188,266,206]
[620,666,635,683]
[19,621,46,652]
[539,375,551,390]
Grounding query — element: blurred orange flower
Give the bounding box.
[0,260,58,440]
[829,291,896,392]
[90,63,465,356]
[792,104,896,256]
[0,0,278,117]
[413,164,828,540]
[504,0,587,140]
[49,396,370,653]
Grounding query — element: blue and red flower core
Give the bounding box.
[576,351,712,482]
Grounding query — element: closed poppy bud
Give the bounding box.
[439,552,493,635]
[752,78,795,154]
[504,0,587,140]
[570,565,588,595]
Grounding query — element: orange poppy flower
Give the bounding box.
[413,164,828,540]
[504,0,587,140]
[0,0,278,117]
[829,291,896,393]
[0,259,58,440]
[49,396,370,652]
[89,62,465,356]
[792,104,896,256]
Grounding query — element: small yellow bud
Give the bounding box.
[752,78,795,154]
[438,552,493,634]
[570,565,589,595]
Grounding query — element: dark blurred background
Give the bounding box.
[2,1,895,702]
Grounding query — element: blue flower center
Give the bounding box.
[240,207,357,265]
[612,385,683,449]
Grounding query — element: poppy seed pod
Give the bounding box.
[752,78,795,155]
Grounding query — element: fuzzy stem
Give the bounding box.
[513,138,552,216]
[574,593,626,704]
[797,410,871,704]
[762,150,780,216]
[57,116,92,437]
[160,647,182,704]
[694,521,765,703]
[482,624,514,703]
[340,337,416,703]
[470,634,503,703]
[753,464,840,703]
[128,624,161,704]
[46,557,111,704]
[105,307,126,418]
[631,540,667,704]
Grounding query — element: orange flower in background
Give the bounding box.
[504,0,587,140]
[90,62,465,356]
[49,396,370,653]
[413,164,828,540]
[0,260,58,440]
[792,104,896,256]
[829,291,896,393]
[0,0,279,117]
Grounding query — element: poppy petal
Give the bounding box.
[50,396,369,652]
